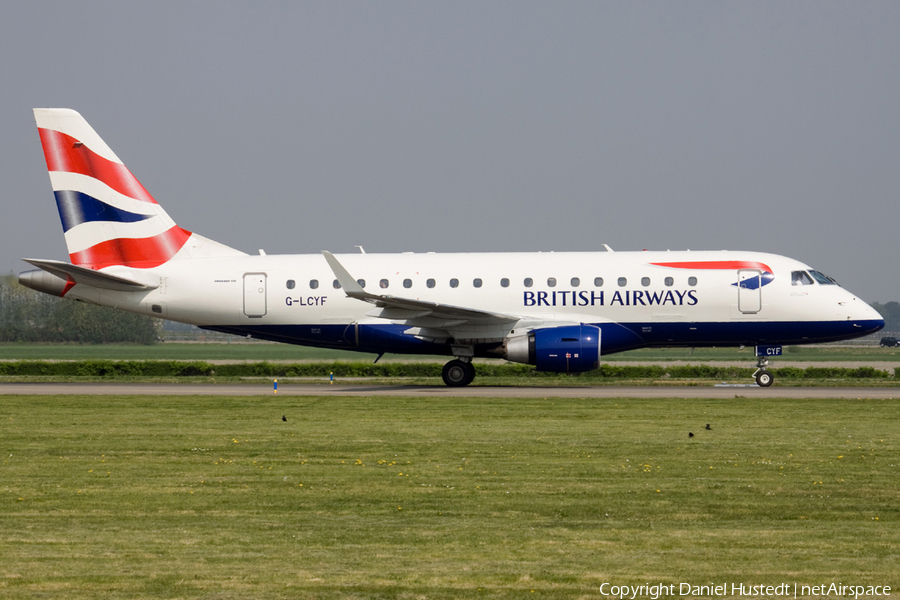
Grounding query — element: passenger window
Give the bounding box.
[380,279,389,289]
[792,271,814,286]
[309,279,319,290]
[426,278,436,288]
[403,279,412,289]
[286,280,295,290]
[571,277,580,287]
[500,278,510,288]
[617,277,627,287]
[357,279,366,288]
[641,277,650,286]
[473,278,483,288]
[524,278,533,288]
[450,278,459,288]
[333,280,341,289]
[594,277,603,287]
[547,277,557,287]
[688,276,698,286]
[664,277,673,287]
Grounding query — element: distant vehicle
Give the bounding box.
[880,336,899,348]
[19,109,886,387]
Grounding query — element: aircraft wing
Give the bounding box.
[322,251,520,328]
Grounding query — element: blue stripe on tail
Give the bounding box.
[54,190,151,232]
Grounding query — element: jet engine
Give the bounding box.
[504,325,601,372]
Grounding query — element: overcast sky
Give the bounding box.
[1,1,898,301]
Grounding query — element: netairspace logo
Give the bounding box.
[598,582,892,599]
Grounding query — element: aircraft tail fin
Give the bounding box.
[33,108,244,270]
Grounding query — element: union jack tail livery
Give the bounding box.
[33,108,241,270]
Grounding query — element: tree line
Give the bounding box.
[0,275,160,344]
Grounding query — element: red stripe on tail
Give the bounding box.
[69,226,192,269]
[38,128,158,204]
[60,276,76,297]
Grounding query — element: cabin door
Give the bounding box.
[737,269,761,314]
[243,273,267,317]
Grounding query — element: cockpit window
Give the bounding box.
[791,271,814,286]
[809,270,838,285]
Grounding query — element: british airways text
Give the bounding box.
[523,289,698,307]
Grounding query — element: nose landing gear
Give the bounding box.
[752,345,781,387]
[754,360,774,387]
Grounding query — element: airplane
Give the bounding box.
[19,108,885,387]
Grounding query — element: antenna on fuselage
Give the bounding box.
[355,246,366,254]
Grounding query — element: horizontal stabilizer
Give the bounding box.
[23,258,158,292]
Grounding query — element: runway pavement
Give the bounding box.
[2,382,899,398]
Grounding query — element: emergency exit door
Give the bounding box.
[243,273,267,317]
[737,269,761,314]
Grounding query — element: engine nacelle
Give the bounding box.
[504,325,601,373]
[18,269,70,297]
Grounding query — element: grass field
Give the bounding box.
[0,342,898,363]
[1,394,897,599]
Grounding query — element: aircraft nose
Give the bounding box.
[847,297,885,334]
[868,312,886,333]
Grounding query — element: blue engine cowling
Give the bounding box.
[505,325,601,372]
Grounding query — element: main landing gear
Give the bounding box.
[753,355,774,387]
[442,359,476,387]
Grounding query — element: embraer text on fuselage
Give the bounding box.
[523,289,698,308]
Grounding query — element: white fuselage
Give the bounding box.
[60,247,884,358]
